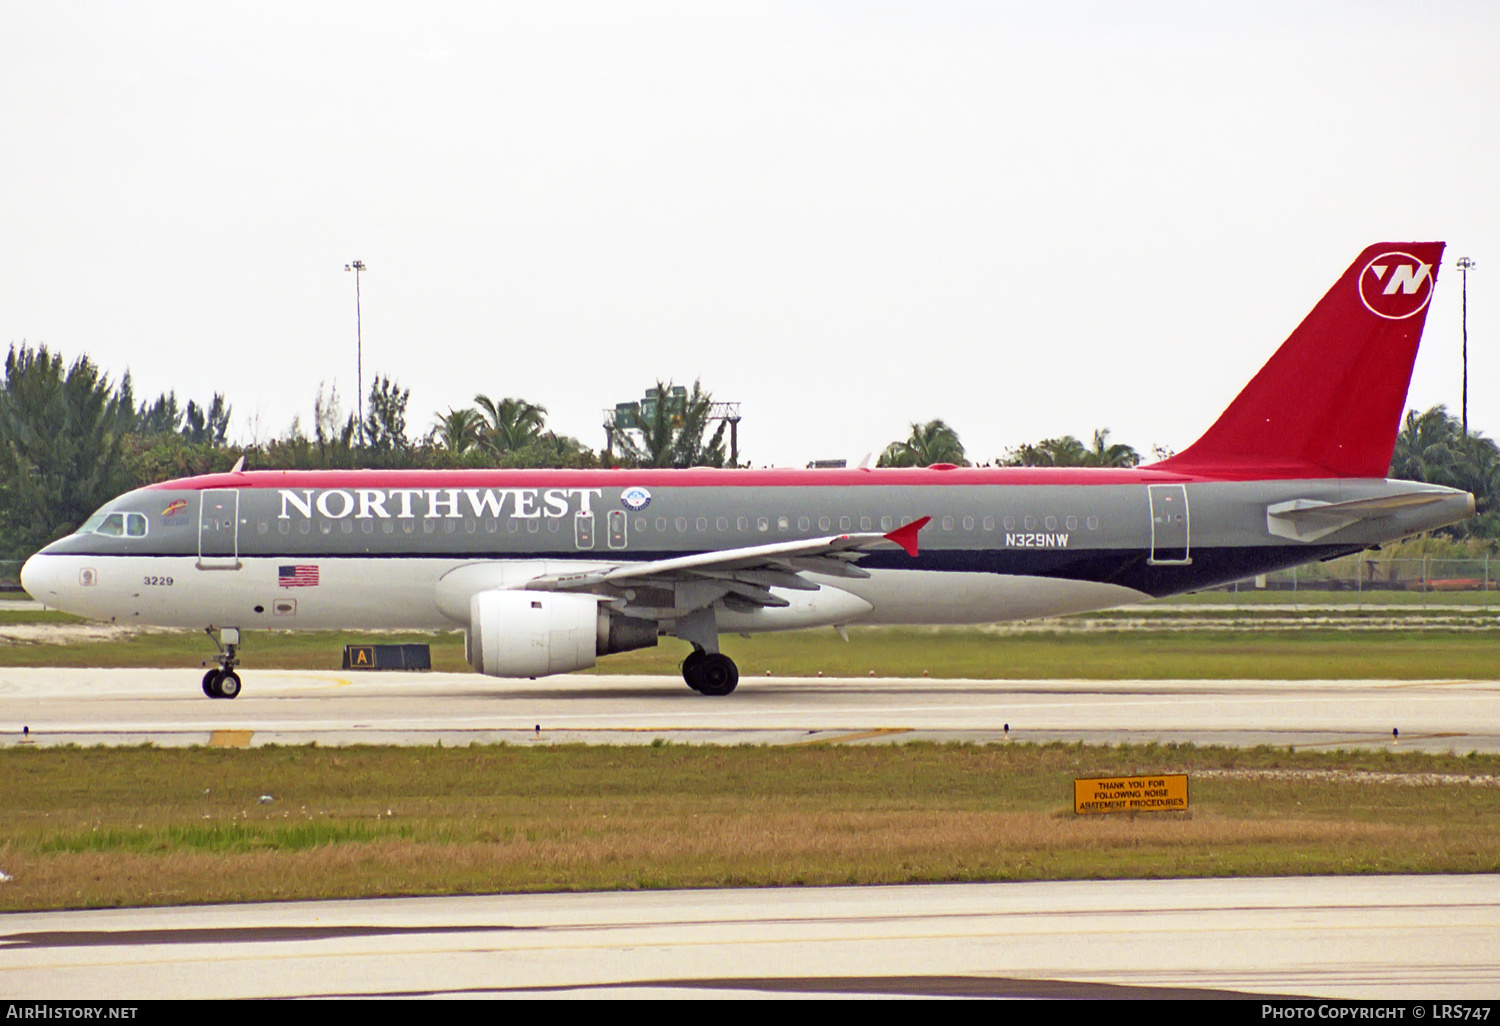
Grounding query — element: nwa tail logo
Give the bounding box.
[1359,252,1435,320]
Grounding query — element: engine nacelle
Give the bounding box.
[466,590,658,678]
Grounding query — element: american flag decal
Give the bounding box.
[278,565,319,588]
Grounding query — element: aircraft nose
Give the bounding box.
[20,552,59,604]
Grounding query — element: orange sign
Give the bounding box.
[1074,774,1189,814]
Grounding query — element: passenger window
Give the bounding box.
[635,517,647,532]
[363,520,375,534]
[860,516,872,530]
[321,521,334,535]
[1004,517,1016,530]
[757,516,769,532]
[818,516,831,531]
[278,520,290,535]
[880,516,893,531]
[963,516,974,531]
[486,518,497,533]
[697,517,708,532]
[675,516,687,532]
[716,516,728,532]
[982,517,995,531]
[423,520,435,534]
[385,521,395,534]
[464,519,475,534]
[1066,516,1077,531]
[1024,516,1036,530]
[402,521,413,534]
[1086,516,1099,530]
[941,516,954,531]
[527,520,539,533]
[840,516,851,531]
[1044,516,1057,530]
[299,521,311,535]
[797,516,810,531]
[737,516,748,532]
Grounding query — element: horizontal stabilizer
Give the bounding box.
[1266,491,1455,542]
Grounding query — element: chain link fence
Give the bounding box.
[1215,554,1499,603]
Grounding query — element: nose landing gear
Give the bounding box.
[202,626,243,700]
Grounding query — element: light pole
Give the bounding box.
[344,260,367,447]
[1457,256,1475,435]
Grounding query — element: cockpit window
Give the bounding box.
[77,512,148,538]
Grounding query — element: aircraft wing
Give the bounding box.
[527,517,930,612]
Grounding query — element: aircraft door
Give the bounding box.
[607,510,627,549]
[198,489,241,569]
[574,512,595,550]
[1147,484,1190,564]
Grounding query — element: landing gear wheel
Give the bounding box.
[217,671,242,700]
[202,669,222,698]
[693,653,739,697]
[681,649,708,692]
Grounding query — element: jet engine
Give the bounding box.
[465,590,658,678]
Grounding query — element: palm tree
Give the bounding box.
[877,419,968,467]
[1001,429,1138,467]
[473,395,548,455]
[613,380,727,468]
[1082,428,1140,467]
[430,407,485,455]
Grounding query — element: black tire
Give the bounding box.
[681,649,708,692]
[203,669,222,698]
[217,671,242,700]
[695,653,739,696]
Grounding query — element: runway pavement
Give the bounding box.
[1,667,1499,753]
[3,875,1496,999]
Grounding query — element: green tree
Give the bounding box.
[612,380,727,468]
[363,376,410,454]
[430,407,484,455]
[473,394,548,456]
[181,394,231,446]
[1001,428,1139,468]
[878,419,968,468]
[1390,406,1500,540]
[0,344,133,558]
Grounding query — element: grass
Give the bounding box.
[1,742,1495,911]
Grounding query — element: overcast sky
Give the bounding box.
[3,1,1496,466]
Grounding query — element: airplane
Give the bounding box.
[20,242,1474,699]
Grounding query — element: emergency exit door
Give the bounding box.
[1148,484,1191,564]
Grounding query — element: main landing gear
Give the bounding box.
[681,648,739,696]
[202,626,243,700]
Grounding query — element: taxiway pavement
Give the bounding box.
[3,875,1496,999]
[1,668,1498,753]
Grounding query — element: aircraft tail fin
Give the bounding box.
[1157,242,1444,479]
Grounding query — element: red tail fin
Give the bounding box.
[1157,242,1444,479]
